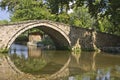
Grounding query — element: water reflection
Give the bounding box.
[9,44,28,58]
[28,46,42,58]
[96,69,110,80]
[9,44,120,80]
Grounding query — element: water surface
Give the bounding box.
[9,44,120,80]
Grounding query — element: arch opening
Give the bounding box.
[38,26,70,50]
[8,24,71,50]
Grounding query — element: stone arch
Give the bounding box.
[7,22,71,50]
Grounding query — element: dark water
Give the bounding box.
[9,44,120,80]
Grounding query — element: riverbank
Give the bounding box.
[101,47,120,53]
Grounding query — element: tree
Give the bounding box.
[69,6,96,29]
[97,16,114,32]
[0,0,21,12]
[11,0,52,21]
[0,0,51,21]
[74,0,120,35]
[45,0,73,14]
[0,0,71,23]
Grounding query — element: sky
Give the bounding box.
[0,0,10,21]
[0,8,10,21]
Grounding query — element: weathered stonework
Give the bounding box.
[28,32,43,42]
[95,32,120,47]
[0,20,120,51]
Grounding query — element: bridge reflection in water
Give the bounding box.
[9,44,120,80]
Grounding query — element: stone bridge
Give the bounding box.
[0,20,120,51]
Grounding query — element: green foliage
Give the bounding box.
[39,36,54,46]
[11,7,51,21]
[10,0,51,21]
[0,48,8,53]
[45,0,73,14]
[96,16,120,35]
[0,0,20,11]
[15,35,28,42]
[57,12,70,24]
[0,20,9,24]
[69,6,96,28]
[45,0,59,14]
[98,16,113,32]
[74,0,120,35]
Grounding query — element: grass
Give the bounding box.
[0,48,8,53]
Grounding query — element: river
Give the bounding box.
[9,43,120,80]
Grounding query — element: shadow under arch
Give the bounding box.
[7,22,71,50]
